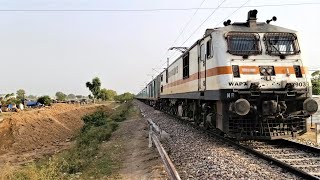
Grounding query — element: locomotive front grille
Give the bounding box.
[228,116,306,140]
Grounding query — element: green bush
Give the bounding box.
[112,102,133,122]
[312,79,320,95]
[81,111,109,132]
[61,111,114,174]
[115,92,135,103]
[109,122,119,131]
[37,96,52,106]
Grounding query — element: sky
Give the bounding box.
[0,0,320,96]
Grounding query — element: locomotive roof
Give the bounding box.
[217,22,297,33]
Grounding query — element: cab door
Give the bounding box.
[199,41,206,91]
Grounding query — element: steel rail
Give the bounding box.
[230,139,320,180]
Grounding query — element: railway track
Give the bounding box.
[162,110,320,179]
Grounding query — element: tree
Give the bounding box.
[55,92,67,101]
[16,89,26,100]
[99,89,117,101]
[37,96,52,106]
[5,98,21,105]
[5,93,14,99]
[88,94,93,99]
[115,92,135,103]
[67,94,76,100]
[312,70,320,78]
[312,70,320,95]
[86,77,101,100]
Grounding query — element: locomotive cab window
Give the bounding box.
[165,69,168,83]
[206,40,212,58]
[183,53,189,79]
[226,33,260,56]
[264,33,300,56]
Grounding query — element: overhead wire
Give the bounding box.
[0,2,319,12]
[160,0,207,62]
[154,0,207,74]
[179,0,227,47]
[213,0,251,28]
[165,0,227,63]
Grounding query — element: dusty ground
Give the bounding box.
[102,105,167,180]
[0,103,109,167]
[297,123,318,143]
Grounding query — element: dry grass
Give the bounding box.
[0,158,68,180]
[0,163,16,180]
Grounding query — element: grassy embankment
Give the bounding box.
[1,101,134,180]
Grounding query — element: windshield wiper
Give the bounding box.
[271,44,282,55]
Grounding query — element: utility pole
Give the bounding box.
[167,58,169,68]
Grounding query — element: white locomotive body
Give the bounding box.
[137,10,318,140]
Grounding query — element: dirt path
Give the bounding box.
[103,105,167,180]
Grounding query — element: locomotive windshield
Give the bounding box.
[264,33,300,55]
[226,33,260,56]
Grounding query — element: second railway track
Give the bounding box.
[240,139,320,179]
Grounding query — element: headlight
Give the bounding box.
[259,66,275,76]
[303,98,318,115]
[232,99,250,116]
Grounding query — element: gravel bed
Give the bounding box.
[136,101,299,180]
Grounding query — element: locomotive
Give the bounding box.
[136,10,318,140]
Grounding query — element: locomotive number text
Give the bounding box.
[293,82,309,87]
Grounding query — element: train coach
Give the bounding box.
[137,10,318,140]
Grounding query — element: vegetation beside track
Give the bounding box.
[1,101,134,180]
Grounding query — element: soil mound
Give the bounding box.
[0,103,109,165]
